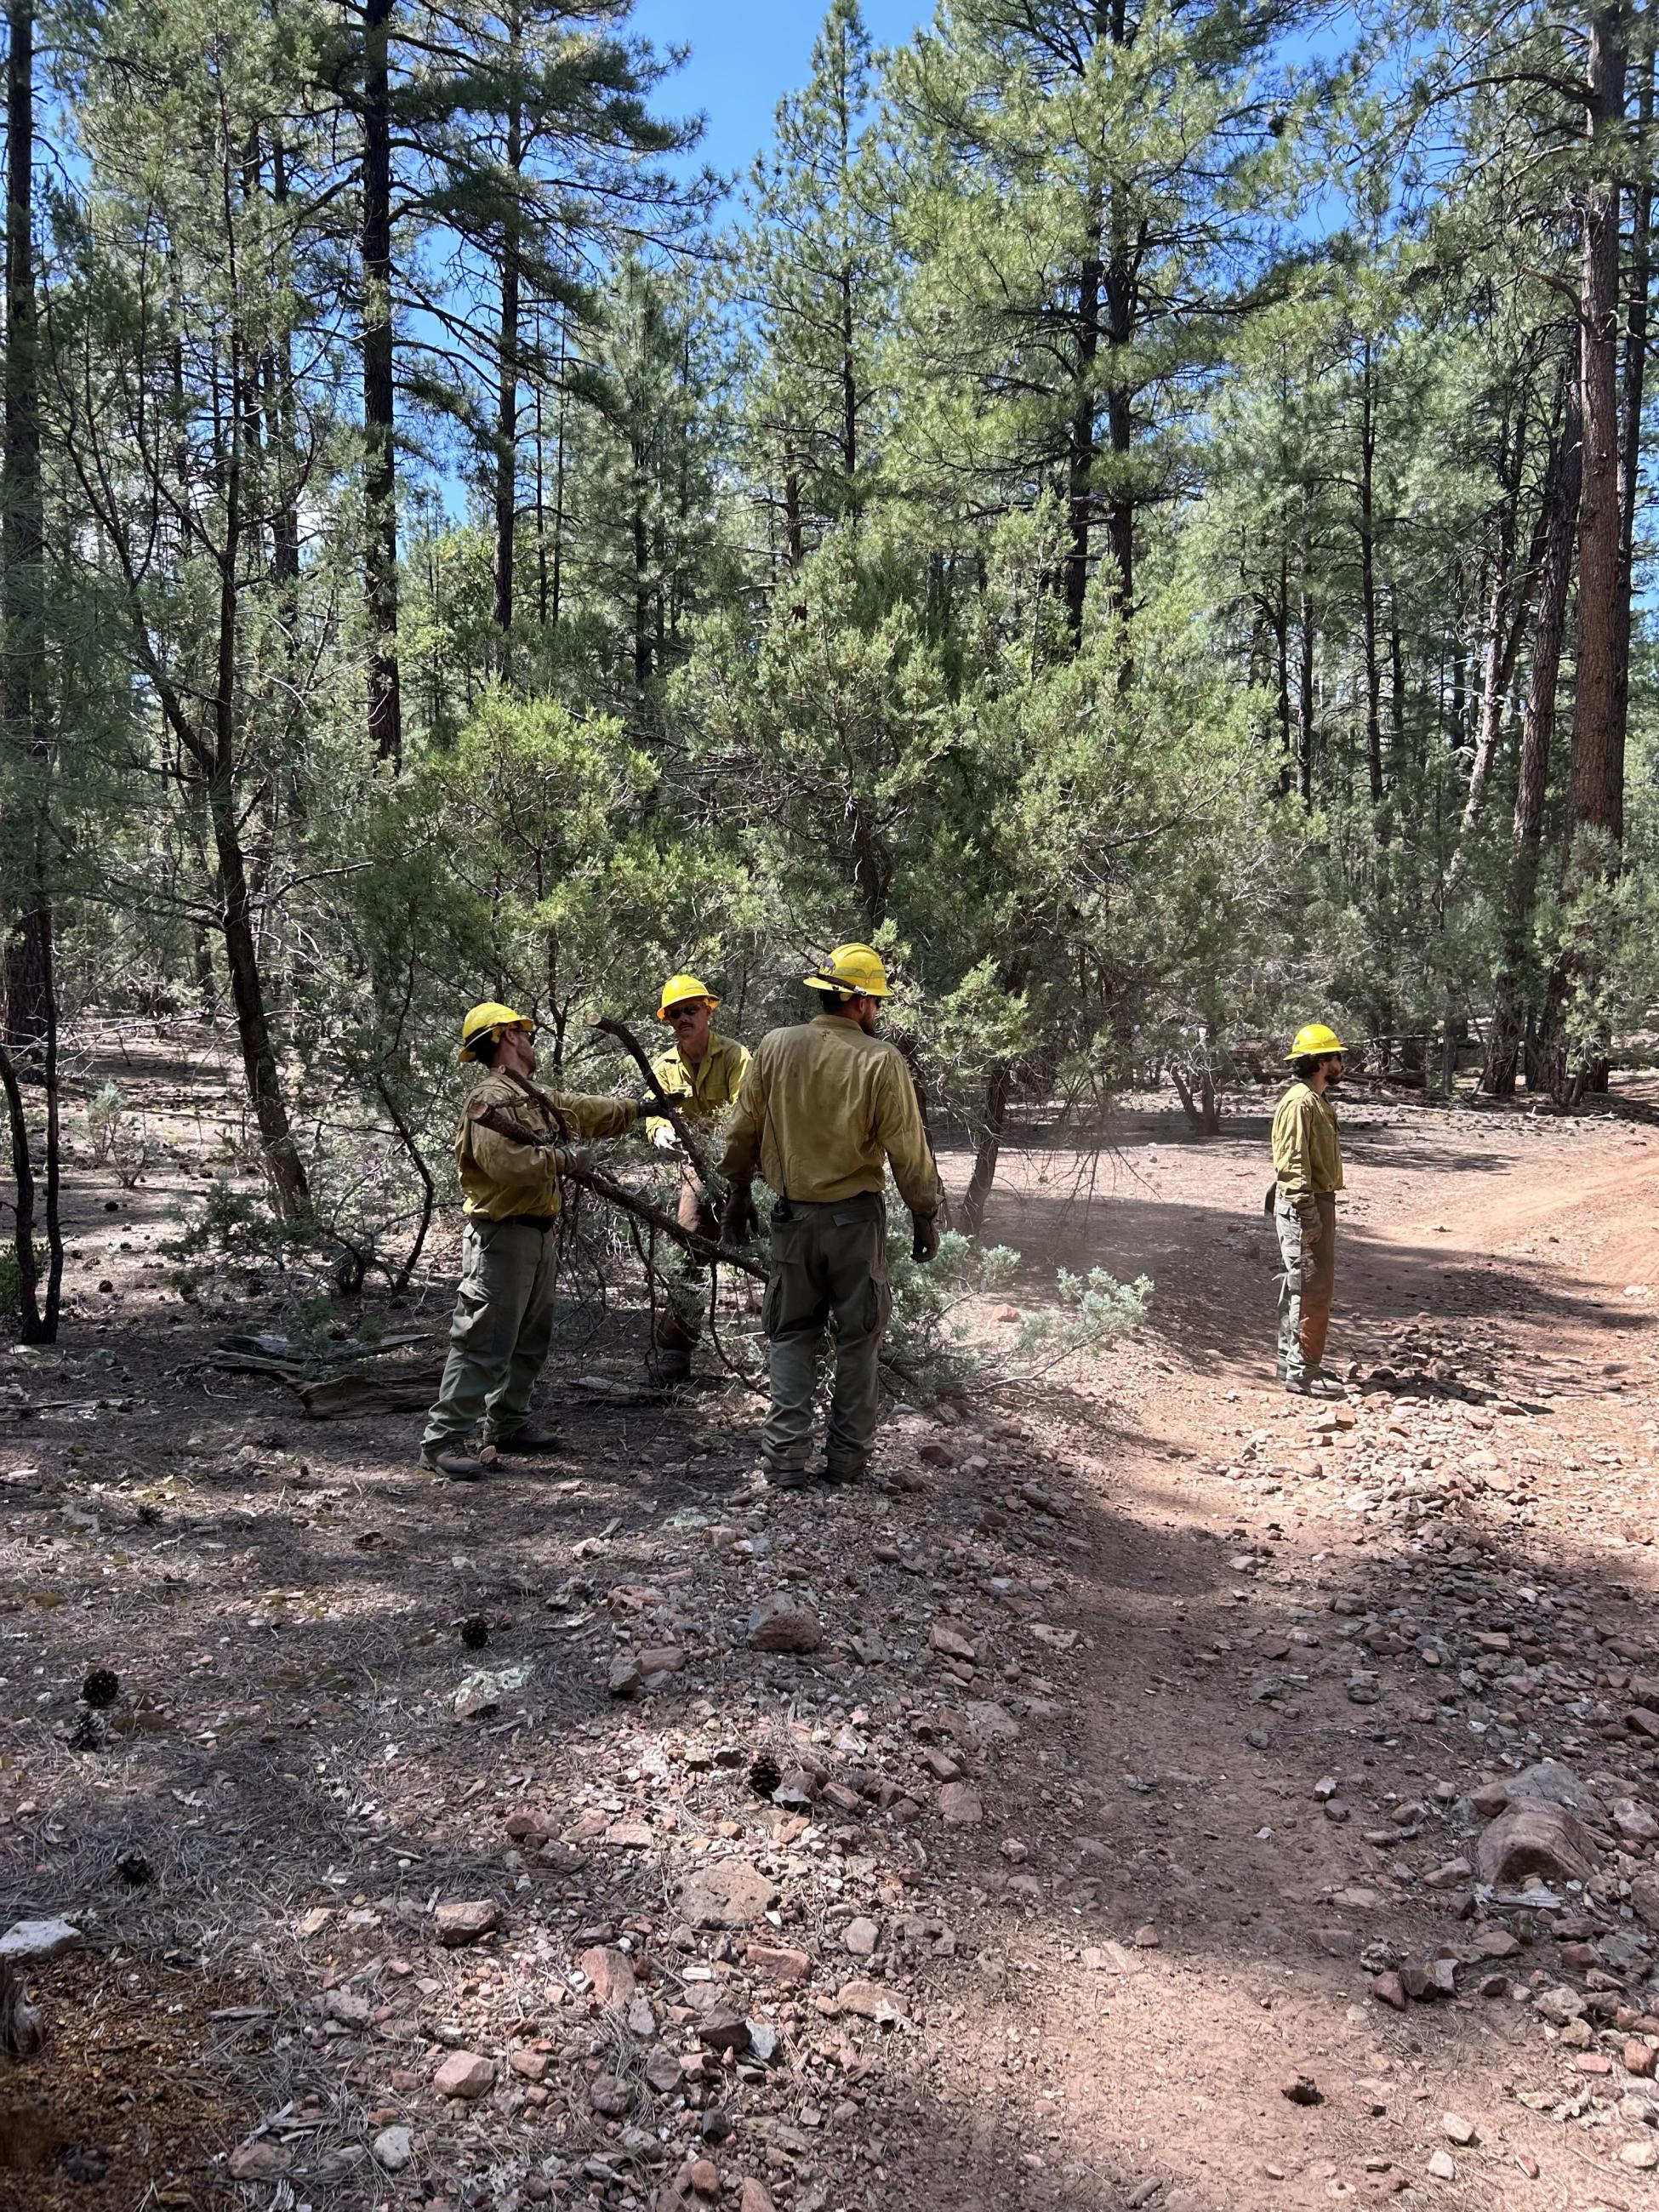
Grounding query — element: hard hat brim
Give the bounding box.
[803,972,890,998]
[658,996,719,1020]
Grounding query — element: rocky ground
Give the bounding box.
[4,1033,1659,2212]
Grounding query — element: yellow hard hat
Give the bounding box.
[459,1001,533,1063]
[805,943,891,999]
[1287,1022,1345,1062]
[657,972,719,1021]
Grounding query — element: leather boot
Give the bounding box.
[419,1445,488,1481]
[490,1426,565,1456]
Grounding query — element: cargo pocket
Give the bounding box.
[865,1223,892,1335]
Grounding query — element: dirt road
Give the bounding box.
[4,1053,1659,2212]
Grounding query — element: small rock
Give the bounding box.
[228,2141,293,2181]
[1620,2138,1659,2169]
[0,1918,80,1964]
[1627,2038,1657,2078]
[1280,2072,1321,2106]
[745,1942,812,1982]
[745,1595,822,1655]
[738,2183,776,2212]
[434,1899,498,1947]
[842,1917,879,1958]
[510,2050,549,2081]
[938,1783,983,1827]
[1615,1798,1659,1843]
[638,1645,687,1679]
[680,1861,776,1930]
[696,2010,751,2054]
[1132,1924,1160,1949]
[372,2125,413,2173]
[1532,1984,1585,2027]
[929,1621,977,1663]
[579,1945,637,2005]
[837,1978,904,2023]
[1426,2150,1455,2182]
[1442,2114,1476,2146]
[434,2050,495,2100]
[1370,1972,1407,2011]
[453,1661,531,1721]
[1474,1799,1597,1889]
[608,1653,643,1699]
[689,2160,721,2199]
[646,2049,681,2092]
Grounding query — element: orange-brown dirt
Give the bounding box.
[4,1034,1659,2212]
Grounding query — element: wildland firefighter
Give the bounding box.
[646,972,750,1381]
[720,944,942,1489]
[419,1002,641,1480]
[1270,1021,1347,1400]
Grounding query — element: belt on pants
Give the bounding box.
[474,1212,554,1233]
[773,1190,884,1221]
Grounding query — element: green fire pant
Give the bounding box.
[761,1191,891,1476]
[1276,1190,1337,1380]
[653,1172,715,1371]
[423,1217,557,1451]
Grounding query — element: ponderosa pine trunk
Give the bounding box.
[362,0,401,766]
[1,0,49,1070]
[0,0,59,1337]
[1543,2,1628,1099]
[1485,381,1582,1096]
[1357,343,1383,805]
[493,47,523,636]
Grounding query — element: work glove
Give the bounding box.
[650,1123,680,1153]
[559,1143,594,1178]
[911,1211,941,1264]
[722,1181,758,1246]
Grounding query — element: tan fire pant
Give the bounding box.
[1276,1191,1337,1377]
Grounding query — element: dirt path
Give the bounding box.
[6,1049,1659,2212]
[921,1093,1659,2212]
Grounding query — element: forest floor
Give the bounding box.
[5,1030,1659,2212]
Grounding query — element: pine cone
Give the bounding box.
[82,1667,119,1709]
[748,1751,782,1801]
[460,1616,490,1650]
[116,1850,151,1887]
[68,1709,105,1753]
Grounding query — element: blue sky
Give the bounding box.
[627,0,932,191]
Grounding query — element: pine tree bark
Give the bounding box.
[0,0,59,1337]
[2,0,48,1067]
[1297,516,1314,808]
[1485,381,1582,1095]
[493,47,523,636]
[1064,196,1103,645]
[1542,2,1629,1098]
[1357,343,1383,804]
[362,0,402,766]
